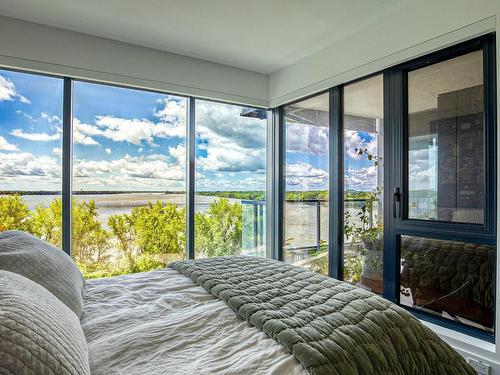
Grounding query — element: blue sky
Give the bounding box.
[0,69,269,192]
[0,69,381,193]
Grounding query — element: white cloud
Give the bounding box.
[195,101,266,173]
[286,123,329,155]
[72,118,100,146]
[155,97,186,127]
[52,147,62,156]
[0,75,30,103]
[73,154,185,190]
[168,144,185,164]
[105,148,111,154]
[41,112,61,124]
[0,136,19,151]
[345,166,378,191]
[10,128,60,142]
[0,152,60,179]
[408,148,436,191]
[285,162,328,190]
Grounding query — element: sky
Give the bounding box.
[0,70,269,192]
[0,69,382,194]
[285,120,380,192]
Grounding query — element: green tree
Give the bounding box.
[132,201,186,257]
[71,199,110,266]
[31,198,62,247]
[0,195,33,232]
[195,198,242,257]
[108,213,136,268]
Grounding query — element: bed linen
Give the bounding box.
[81,268,306,375]
[171,256,475,375]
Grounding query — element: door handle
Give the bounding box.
[393,187,401,219]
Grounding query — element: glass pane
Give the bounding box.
[408,50,484,224]
[194,100,267,258]
[343,75,384,293]
[400,235,494,332]
[283,93,329,274]
[0,69,63,245]
[73,82,187,278]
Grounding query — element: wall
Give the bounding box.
[269,0,498,107]
[0,16,269,108]
[270,0,500,371]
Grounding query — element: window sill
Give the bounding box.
[421,320,496,354]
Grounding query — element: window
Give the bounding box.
[283,93,329,274]
[194,100,267,258]
[72,81,187,278]
[400,235,494,332]
[407,50,485,223]
[343,75,384,293]
[393,39,496,335]
[0,69,63,244]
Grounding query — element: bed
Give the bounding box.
[82,268,305,375]
[0,231,475,375]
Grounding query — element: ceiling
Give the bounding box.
[0,0,404,74]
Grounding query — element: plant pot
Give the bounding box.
[359,238,383,294]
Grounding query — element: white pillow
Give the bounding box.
[0,270,90,375]
[0,231,85,318]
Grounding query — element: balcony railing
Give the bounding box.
[241,198,379,263]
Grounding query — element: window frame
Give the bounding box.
[386,34,497,341]
[275,32,496,341]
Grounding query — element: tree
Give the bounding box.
[0,195,32,232]
[31,198,62,247]
[195,198,242,257]
[108,213,136,268]
[132,201,186,259]
[70,199,110,266]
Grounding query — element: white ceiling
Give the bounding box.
[0,0,404,74]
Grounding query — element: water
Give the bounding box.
[5,193,330,250]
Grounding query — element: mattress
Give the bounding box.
[81,268,306,375]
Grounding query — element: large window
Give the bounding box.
[407,50,484,224]
[283,93,329,274]
[398,45,495,333]
[343,75,384,293]
[194,100,267,258]
[0,70,63,244]
[72,82,187,278]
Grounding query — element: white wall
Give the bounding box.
[0,15,269,108]
[269,0,499,107]
[270,0,500,371]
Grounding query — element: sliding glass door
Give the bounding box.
[342,75,384,293]
[283,93,329,274]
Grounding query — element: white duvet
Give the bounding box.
[81,268,306,375]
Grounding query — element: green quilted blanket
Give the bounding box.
[169,256,474,375]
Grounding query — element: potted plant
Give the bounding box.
[344,189,383,292]
[344,146,384,293]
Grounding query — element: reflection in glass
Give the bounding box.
[73,81,187,278]
[343,75,384,293]
[283,93,329,274]
[408,50,484,224]
[400,235,494,332]
[194,100,267,258]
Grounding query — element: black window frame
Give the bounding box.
[277,32,497,341]
[387,34,497,341]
